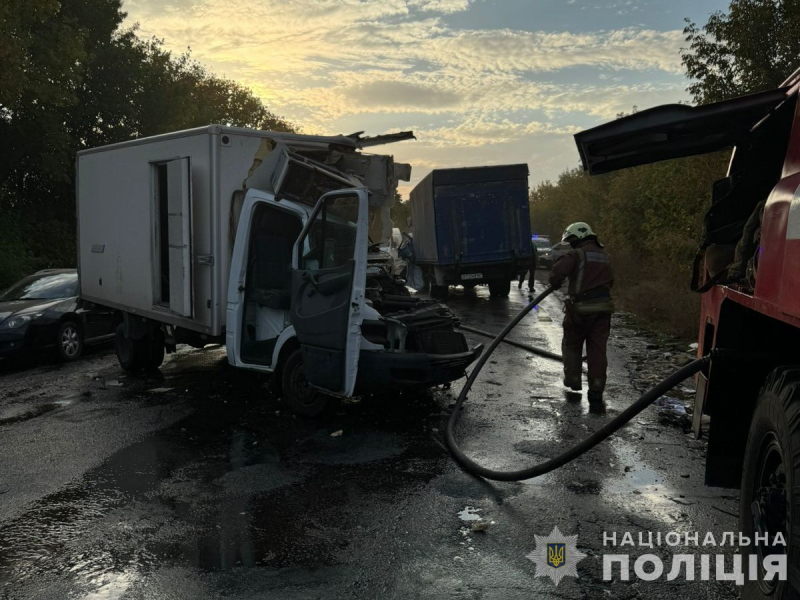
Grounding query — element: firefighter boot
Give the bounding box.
[588,378,606,403]
[562,348,583,391]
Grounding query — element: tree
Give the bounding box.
[0,0,295,287]
[390,192,412,232]
[682,0,800,104]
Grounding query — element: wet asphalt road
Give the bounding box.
[0,277,740,599]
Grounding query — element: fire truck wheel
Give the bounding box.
[281,349,331,417]
[740,367,800,600]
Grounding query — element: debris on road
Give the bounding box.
[104,380,123,388]
[330,430,344,437]
[471,520,490,533]
[147,387,174,394]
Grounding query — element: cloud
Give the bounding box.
[121,0,692,185]
[345,79,463,109]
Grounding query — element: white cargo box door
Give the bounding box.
[167,158,192,317]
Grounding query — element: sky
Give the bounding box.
[121,0,731,195]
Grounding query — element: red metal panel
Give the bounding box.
[756,180,793,303]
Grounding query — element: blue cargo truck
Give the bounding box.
[409,164,533,301]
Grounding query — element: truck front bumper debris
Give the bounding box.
[355,345,483,393]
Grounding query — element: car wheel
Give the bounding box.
[281,349,331,417]
[740,367,800,600]
[57,321,83,361]
[488,280,511,298]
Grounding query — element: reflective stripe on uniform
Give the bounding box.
[585,252,610,263]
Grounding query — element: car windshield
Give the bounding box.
[0,272,78,301]
[534,239,552,250]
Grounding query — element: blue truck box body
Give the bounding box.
[409,165,532,268]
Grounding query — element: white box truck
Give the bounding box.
[76,126,481,415]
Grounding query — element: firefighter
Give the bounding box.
[548,222,615,403]
[518,239,538,290]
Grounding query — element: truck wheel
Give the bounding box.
[281,349,331,417]
[489,280,511,298]
[431,284,449,302]
[115,323,141,372]
[740,367,800,600]
[57,321,83,362]
[143,329,165,370]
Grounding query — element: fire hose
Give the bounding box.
[445,285,710,482]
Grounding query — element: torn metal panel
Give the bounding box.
[347,131,416,148]
[242,129,414,244]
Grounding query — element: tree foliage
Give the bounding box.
[0,0,294,287]
[530,154,729,337]
[530,0,799,336]
[390,192,412,233]
[682,0,800,104]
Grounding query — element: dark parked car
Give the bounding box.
[0,269,116,362]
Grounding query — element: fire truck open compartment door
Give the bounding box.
[575,88,791,175]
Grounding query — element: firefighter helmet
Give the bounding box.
[562,222,595,243]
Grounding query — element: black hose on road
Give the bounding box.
[457,323,565,362]
[445,285,710,482]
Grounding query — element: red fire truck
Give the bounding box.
[575,69,800,598]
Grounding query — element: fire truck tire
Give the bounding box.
[740,367,800,600]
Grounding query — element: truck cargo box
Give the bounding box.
[409,164,531,266]
[76,126,409,338]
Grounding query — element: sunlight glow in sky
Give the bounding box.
[122,0,730,194]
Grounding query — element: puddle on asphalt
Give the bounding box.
[604,438,683,522]
[81,571,135,600]
[457,507,482,522]
[0,388,441,595]
[289,430,405,465]
[0,398,75,426]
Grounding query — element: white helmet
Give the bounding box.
[562,222,595,243]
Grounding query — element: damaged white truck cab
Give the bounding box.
[77,126,480,415]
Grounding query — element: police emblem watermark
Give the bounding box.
[526,526,586,585]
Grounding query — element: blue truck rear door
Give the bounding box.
[434,179,530,265]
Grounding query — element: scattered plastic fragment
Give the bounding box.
[471,520,490,533]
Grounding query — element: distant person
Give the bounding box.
[548,222,614,403]
[518,239,538,291]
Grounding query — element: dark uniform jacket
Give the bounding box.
[549,240,614,300]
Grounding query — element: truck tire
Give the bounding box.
[740,367,800,600]
[488,280,511,298]
[115,323,141,372]
[431,284,449,302]
[142,328,165,370]
[281,349,331,417]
